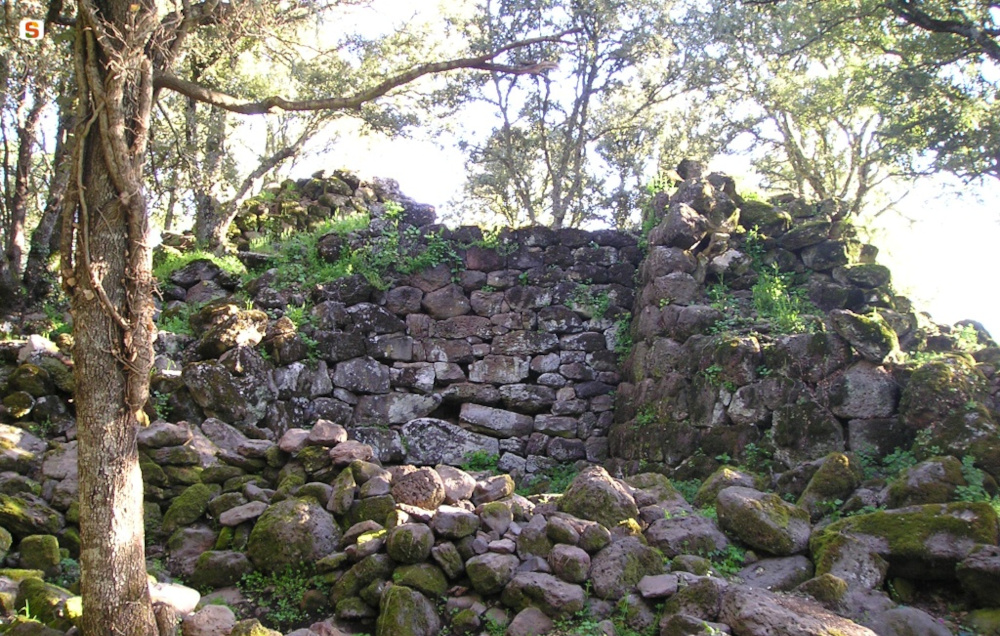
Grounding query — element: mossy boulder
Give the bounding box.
[17,535,60,575]
[246,498,340,572]
[0,526,13,561]
[229,618,282,636]
[886,457,966,508]
[2,392,35,420]
[385,523,434,564]
[830,309,900,364]
[590,536,665,600]
[162,483,220,533]
[797,453,864,521]
[739,201,793,237]
[466,553,519,595]
[189,550,253,589]
[899,355,989,431]
[557,465,639,529]
[795,573,848,604]
[811,502,999,580]
[392,563,448,597]
[8,365,53,398]
[717,486,811,556]
[1,617,67,635]
[694,466,759,508]
[14,577,76,631]
[330,553,393,604]
[327,467,357,516]
[772,400,844,466]
[347,494,395,527]
[0,494,64,539]
[375,585,441,636]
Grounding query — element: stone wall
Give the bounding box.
[609,161,1000,480]
[148,181,643,483]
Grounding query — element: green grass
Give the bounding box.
[238,566,328,632]
[516,464,581,496]
[460,450,500,473]
[152,249,246,282]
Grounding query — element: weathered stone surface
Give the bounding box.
[557,466,638,529]
[772,400,845,466]
[719,586,877,636]
[218,501,268,527]
[386,523,435,564]
[645,514,729,559]
[421,284,471,319]
[435,465,476,503]
[499,384,557,414]
[246,498,341,572]
[547,544,590,583]
[330,440,375,466]
[648,202,709,249]
[738,556,815,592]
[811,502,1000,580]
[828,362,899,419]
[332,357,391,394]
[401,419,500,465]
[353,393,441,425]
[430,505,481,538]
[473,475,515,505]
[460,403,534,438]
[957,544,1000,607]
[830,309,900,364]
[375,585,441,636]
[501,572,586,619]
[717,487,811,556]
[392,467,446,509]
[468,356,530,384]
[308,418,349,445]
[181,604,236,636]
[590,536,665,599]
[0,494,64,539]
[467,553,520,594]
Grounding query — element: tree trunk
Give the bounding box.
[65,2,158,633]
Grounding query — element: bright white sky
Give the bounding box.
[286,0,1000,341]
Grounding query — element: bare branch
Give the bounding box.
[154,31,573,114]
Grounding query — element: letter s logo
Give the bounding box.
[19,19,45,40]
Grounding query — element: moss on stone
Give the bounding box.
[798,453,863,519]
[162,483,219,533]
[797,573,848,603]
[347,494,396,527]
[393,564,448,597]
[18,535,60,573]
[14,577,74,631]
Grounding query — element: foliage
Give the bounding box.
[751,266,814,334]
[239,567,328,632]
[152,250,246,283]
[151,392,172,421]
[707,544,747,577]
[571,282,613,318]
[156,301,203,336]
[460,451,500,474]
[516,464,581,496]
[51,558,81,590]
[674,479,702,504]
[613,313,634,359]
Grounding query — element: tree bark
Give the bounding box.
[64,1,159,634]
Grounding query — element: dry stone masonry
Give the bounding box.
[1,164,1000,636]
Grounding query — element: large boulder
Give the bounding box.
[466,553,520,595]
[400,419,499,465]
[719,586,877,636]
[589,536,664,599]
[811,502,999,580]
[375,585,441,636]
[829,310,900,364]
[391,467,446,509]
[716,487,811,556]
[557,466,638,529]
[246,498,340,572]
[501,572,586,619]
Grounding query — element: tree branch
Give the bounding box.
[153,32,572,114]
[887,0,1000,63]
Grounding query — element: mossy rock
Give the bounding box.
[328,467,357,516]
[899,355,989,431]
[392,563,448,597]
[795,573,848,604]
[375,585,442,636]
[2,392,35,420]
[201,465,245,485]
[189,550,252,589]
[465,553,519,595]
[829,309,900,364]
[0,526,13,561]
[347,494,395,527]
[14,577,75,631]
[385,523,433,564]
[162,483,220,533]
[885,457,965,508]
[297,445,332,474]
[163,465,202,485]
[17,535,60,575]
[229,618,282,636]
[662,576,726,619]
[0,616,66,636]
[810,502,999,579]
[967,609,1000,636]
[8,365,53,398]
[0,495,64,539]
[246,498,340,573]
[336,595,378,620]
[625,473,685,507]
[694,466,758,508]
[330,553,393,604]
[557,466,639,529]
[739,201,792,237]
[138,454,168,488]
[797,453,864,521]
[32,358,73,394]
[717,487,811,556]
